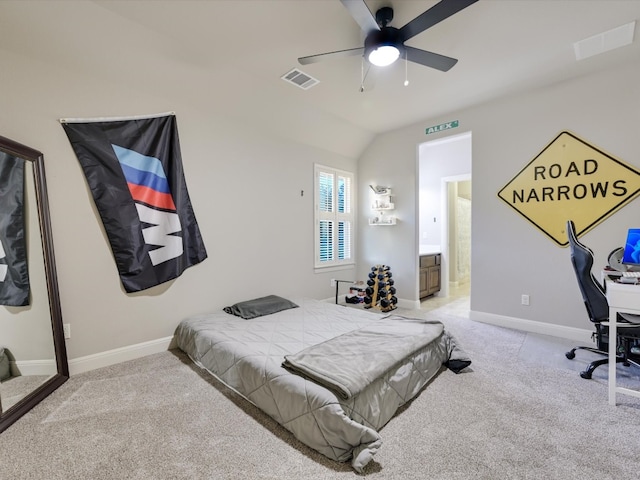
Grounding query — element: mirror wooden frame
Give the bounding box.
[0,134,69,433]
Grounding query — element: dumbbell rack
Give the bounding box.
[363,264,397,312]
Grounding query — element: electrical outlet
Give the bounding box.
[330,278,336,287]
[63,323,71,339]
[521,294,530,306]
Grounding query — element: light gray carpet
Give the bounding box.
[2,307,640,479]
[1,374,51,411]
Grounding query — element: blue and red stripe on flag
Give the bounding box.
[112,144,177,211]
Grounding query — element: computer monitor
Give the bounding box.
[622,228,640,267]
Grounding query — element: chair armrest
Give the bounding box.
[619,312,640,324]
[602,321,640,328]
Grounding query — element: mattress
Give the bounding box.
[175,298,470,472]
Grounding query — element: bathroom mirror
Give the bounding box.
[0,134,68,433]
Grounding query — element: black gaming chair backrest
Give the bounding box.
[567,220,609,323]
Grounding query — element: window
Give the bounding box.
[314,164,355,268]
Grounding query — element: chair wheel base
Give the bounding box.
[565,351,576,359]
[580,370,593,379]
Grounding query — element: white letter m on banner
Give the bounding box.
[135,204,184,266]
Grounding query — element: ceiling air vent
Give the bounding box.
[281,68,319,90]
[574,21,636,61]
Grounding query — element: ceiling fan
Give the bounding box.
[299,0,479,71]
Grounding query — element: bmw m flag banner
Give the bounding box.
[61,113,207,293]
[0,152,30,306]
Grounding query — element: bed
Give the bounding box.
[174,297,471,472]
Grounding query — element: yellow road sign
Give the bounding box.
[498,131,640,246]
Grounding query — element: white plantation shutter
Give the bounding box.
[315,165,355,268]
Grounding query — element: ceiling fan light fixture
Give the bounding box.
[368,45,400,67]
[364,27,403,67]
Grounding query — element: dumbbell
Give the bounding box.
[379,286,396,297]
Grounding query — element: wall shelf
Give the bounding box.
[369,217,397,226]
[370,186,396,225]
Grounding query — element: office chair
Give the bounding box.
[565,220,640,379]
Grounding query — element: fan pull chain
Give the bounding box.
[360,56,365,93]
[404,50,409,87]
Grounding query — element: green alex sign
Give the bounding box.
[425,120,459,135]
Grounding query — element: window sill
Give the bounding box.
[314,263,355,274]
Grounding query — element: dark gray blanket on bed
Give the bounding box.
[282,316,466,400]
[223,294,298,319]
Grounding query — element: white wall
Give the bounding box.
[357,127,422,304]
[359,59,640,337]
[0,48,357,364]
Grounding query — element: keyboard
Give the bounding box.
[622,271,640,277]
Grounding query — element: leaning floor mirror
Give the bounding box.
[0,134,68,433]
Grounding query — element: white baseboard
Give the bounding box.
[397,298,420,310]
[12,359,57,377]
[469,310,593,343]
[68,336,174,376]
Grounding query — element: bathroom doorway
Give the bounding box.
[418,131,471,298]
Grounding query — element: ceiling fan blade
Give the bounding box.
[340,0,379,33]
[405,46,458,72]
[298,47,364,65]
[399,0,479,41]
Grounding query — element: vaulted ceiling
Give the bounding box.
[2,0,639,158]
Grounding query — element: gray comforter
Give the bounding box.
[175,298,470,472]
[283,317,446,400]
